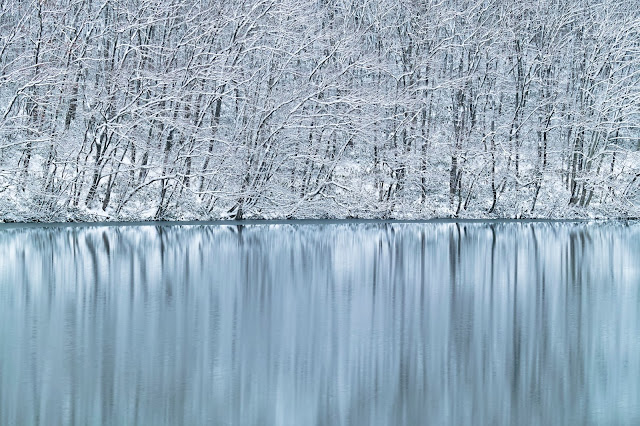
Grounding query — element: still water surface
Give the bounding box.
[0,221,639,425]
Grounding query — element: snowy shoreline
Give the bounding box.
[1,216,637,229]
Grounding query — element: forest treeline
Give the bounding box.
[0,0,639,221]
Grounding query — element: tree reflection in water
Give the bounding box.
[0,222,639,425]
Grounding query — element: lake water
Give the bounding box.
[0,221,639,425]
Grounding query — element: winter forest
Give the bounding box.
[0,0,639,221]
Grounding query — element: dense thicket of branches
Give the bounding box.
[0,0,639,221]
